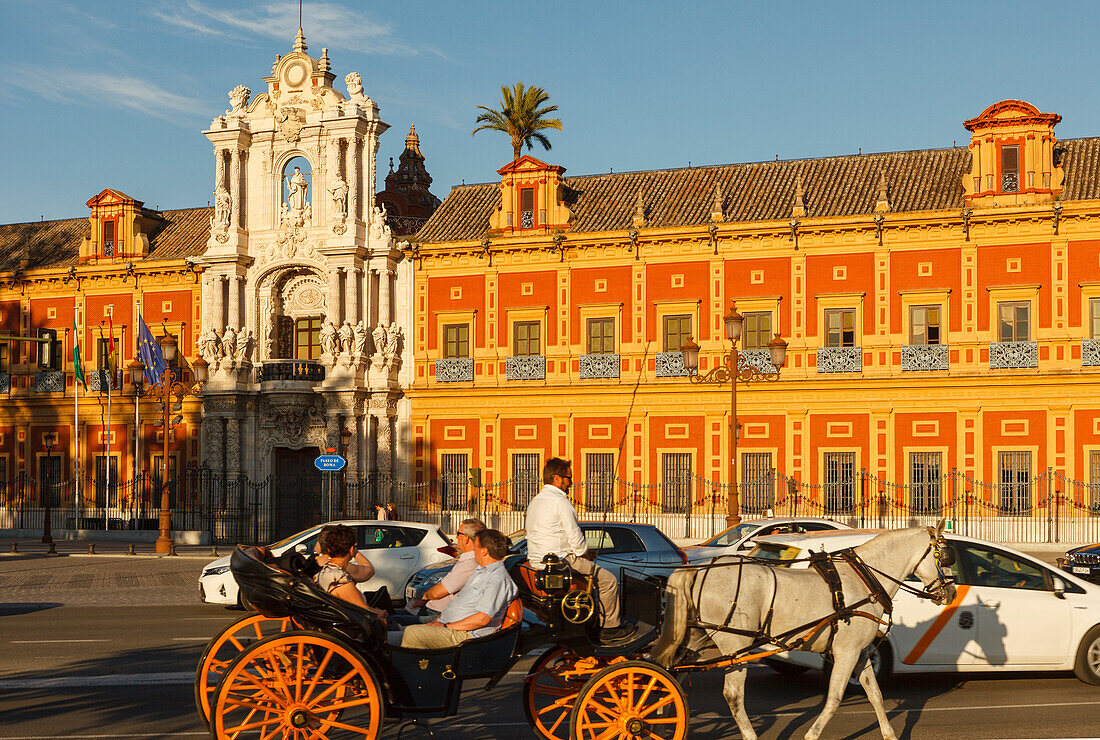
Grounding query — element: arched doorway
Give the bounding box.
[272,446,321,537]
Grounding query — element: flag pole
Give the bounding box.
[106,305,113,514]
[71,324,79,529]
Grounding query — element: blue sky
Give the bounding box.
[2,0,1098,223]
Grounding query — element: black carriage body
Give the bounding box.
[228,546,526,719]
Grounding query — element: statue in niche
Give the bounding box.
[220,325,238,361]
[344,72,364,99]
[319,321,338,358]
[199,328,222,361]
[338,321,354,354]
[212,186,231,232]
[226,85,251,116]
[265,312,278,359]
[285,166,309,212]
[236,329,256,364]
[353,320,368,355]
[385,323,401,356]
[329,176,348,221]
[372,323,388,357]
[369,202,391,242]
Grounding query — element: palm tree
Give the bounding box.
[472,83,563,161]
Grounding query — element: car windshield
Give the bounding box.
[702,523,759,547]
[268,525,323,551]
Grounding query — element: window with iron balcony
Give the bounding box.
[581,317,619,379]
[507,321,545,380]
[903,305,948,371]
[1000,144,1020,193]
[990,301,1037,369]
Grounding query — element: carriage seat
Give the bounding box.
[230,545,385,647]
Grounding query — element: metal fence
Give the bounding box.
[2,466,1098,545]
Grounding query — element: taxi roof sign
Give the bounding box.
[314,454,347,472]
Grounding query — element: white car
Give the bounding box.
[750,529,1100,684]
[199,520,458,607]
[682,517,852,562]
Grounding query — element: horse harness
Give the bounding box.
[679,548,898,669]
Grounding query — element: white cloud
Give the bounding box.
[5,69,209,125]
[150,0,423,55]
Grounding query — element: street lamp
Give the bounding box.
[41,430,57,545]
[127,334,207,554]
[680,301,788,526]
[127,358,144,526]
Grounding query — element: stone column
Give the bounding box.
[230,150,241,228]
[202,416,226,477]
[346,267,360,325]
[228,276,242,329]
[376,414,393,475]
[379,268,393,325]
[348,138,360,223]
[326,271,342,325]
[215,148,225,191]
[225,417,241,476]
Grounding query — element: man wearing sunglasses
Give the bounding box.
[525,457,634,643]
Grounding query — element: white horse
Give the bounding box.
[649,524,955,740]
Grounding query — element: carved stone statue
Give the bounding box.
[329,176,348,221]
[226,85,251,116]
[213,186,231,231]
[338,321,354,354]
[236,329,256,364]
[319,321,338,358]
[344,72,364,99]
[372,323,388,357]
[220,325,238,361]
[200,328,222,361]
[353,320,368,355]
[385,323,401,358]
[285,166,308,212]
[265,313,277,359]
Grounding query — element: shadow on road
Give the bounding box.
[0,603,63,616]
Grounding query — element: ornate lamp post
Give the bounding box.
[127,334,207,554]
[680,301,788,526]
[41,430,57,544]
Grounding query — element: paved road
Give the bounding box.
[1,551,1098,738]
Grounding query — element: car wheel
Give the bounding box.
[1074,625,1100,685]
[764,657,808,675]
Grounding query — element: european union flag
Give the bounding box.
[138,315,167,385]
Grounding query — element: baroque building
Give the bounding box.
[196,29,417,495]
[0,189,205,523]
[408,100,1100,523]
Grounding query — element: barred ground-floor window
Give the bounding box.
[440,453,468,510]
[910,451,943,514]
[741,452,774,514]
[999,450,1032,514]
[824,452,855,514]
[584,452,615,511]
[511,452,540,506]
[662,453,692,513]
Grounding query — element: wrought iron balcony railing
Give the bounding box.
[579,353,620,379]
[989,341,1038,369]
[901,344,949,372]
[506,355,546,381]
[258,360,325,383]
[816,346,862,373]
[436,357,474,382]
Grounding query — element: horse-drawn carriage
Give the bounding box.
[195,525,954,740]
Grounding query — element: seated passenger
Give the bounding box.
[314,524,386,619]
[390,518,485,628]
[400,528,517,650]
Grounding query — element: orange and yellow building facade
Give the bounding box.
[0,189,206,511]
[407,101,1100,515]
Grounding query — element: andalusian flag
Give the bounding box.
[73,318,87,390]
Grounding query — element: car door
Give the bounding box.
[356,524,424,595]
[584,526,647,581]
[955,542,1072,666]
[891,542,986,667]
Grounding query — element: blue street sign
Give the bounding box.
[314,454,347,472]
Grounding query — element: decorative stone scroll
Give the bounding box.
[816,346,863,373]
[989,341,1038,369]
[901,344,949,372]
[579,353,620,379]
[506,355,546,381]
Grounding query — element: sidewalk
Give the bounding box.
[0,538,224,560]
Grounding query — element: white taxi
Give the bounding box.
[751,529,1100,684]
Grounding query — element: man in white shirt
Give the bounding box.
[525,457,634,643]
[391,518,485,627]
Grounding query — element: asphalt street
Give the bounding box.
[0,551,1098,738]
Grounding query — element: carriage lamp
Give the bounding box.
[191,355,208,385]
[680,300,788,527]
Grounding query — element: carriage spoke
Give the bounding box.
[222,714,284,734]
[294,641,305,702]
[305,665,359,708]
[312,693,379,713]
[637,694,675,718]
[634,674,659,710]
[262,650,295,700]
[300,647,336,704]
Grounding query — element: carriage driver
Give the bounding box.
[525,458,635,643]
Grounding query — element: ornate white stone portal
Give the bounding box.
[197,30,413,487]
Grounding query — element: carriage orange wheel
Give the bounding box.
[523,646,589,740]
[194,614,292,725]
[569,661,688,740]
[210,630,384,740]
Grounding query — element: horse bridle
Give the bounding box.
[851,528,955,606]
